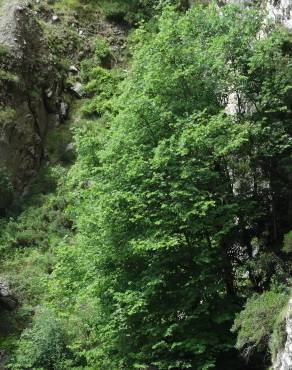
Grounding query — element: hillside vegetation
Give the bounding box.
[0,1,292,369]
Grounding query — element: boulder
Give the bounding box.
[69,82,84,98]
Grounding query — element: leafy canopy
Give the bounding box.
[48,3,292,370]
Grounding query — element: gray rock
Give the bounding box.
[0,277,10,297]
[45,88,54,98]
[66,142,75,152]
[69,65,79,73]
[222,0,292,29]
[70,82,84,98]
[60,101,69,119]
[266,0,292,30]
[0,277,17,311]
[0,1,65,210]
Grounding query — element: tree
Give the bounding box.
[49,3,292,369]
[11,308,70,370]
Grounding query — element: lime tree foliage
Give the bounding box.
[10,308,69,370]
[38,3,292,370]
[2,2,292,370]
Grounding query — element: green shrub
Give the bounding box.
[283,230,292,254]
[0,44,9,58]
[10,308,69,370]
[53,0,98,13]
[3,249,55,305]
[232,290,289,359]
[245,252,285,291]
[80,37,112,79]
[54,0,80,10]
[0,107,16,143]
[98,0,133,24]
[98,0,184,25]
[45,127,75,165]
[82,67,123,116]
[0,69,19,83]
[93,36,111,66]
[269,306,288,362]
[28,166,58,197]
[42,20,82,63]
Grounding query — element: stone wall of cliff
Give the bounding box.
[0,0,64,211]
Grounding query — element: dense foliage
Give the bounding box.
[12,308,69,370]
[1,1,292,369]
[49,3,292,369]
[232,290,289,359]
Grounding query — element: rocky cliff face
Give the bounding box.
[266,9,292,368]
[221,0,292,116]
[273,300,292,370]
[221,0,292,29]
[222,1,292,368]
[0,0,63,211]
[267,0,292,29]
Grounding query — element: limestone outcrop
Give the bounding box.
[267,0,292,30]
[224,0,292,28]
[0,0,63,211]
[220,2,292,368]
[273,299,292,370]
